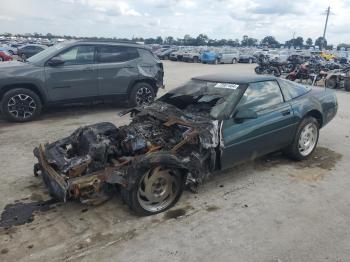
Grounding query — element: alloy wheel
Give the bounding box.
[7,94,37,120]
[298,122,318,156]
[137,167,180,213]
[135,86,154,106]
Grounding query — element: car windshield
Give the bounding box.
[27,43,66,63]
[159,80,245,119]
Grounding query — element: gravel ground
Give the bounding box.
[0,61,349,262]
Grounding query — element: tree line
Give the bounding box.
[1,32,345,50]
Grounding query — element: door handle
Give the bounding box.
[281,109,291,116]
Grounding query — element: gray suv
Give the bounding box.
[0,40,164,122]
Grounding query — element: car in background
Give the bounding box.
[33,74,338,215]
[155,47,177,60]
[238,55,257,63]
[0,49,13,61]
[320,51,336,61]
[1,44,18,55]
[0,40,164,122]
[219,51,240,64]
[17,44,47,60]
[170,49,186,61]
[201,51,220,64]
[182,51,201,63]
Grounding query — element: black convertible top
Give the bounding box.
[192,74,276,84]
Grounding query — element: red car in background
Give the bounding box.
[0,49,13,62]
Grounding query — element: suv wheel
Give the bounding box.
[21,54,27,61]
[1,88,42,122]
[129,82,155,107]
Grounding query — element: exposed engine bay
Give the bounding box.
[34,101,221,205]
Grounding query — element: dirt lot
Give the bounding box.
[0,61,350,262]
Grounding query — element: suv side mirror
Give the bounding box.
[234,109,257,121]
[48,57,65,66]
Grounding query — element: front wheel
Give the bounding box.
[248,58,253,64]
[1,88,42,122]
[129,82,155,107]
[121,166,185,216]
[285,117,319,160]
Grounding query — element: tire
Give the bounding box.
[255,66,263,74]
[249,58,253,64]
[121,166,185,216]
[326,77,337,89]
[0,57,3,62]
[344,79,350,91]
[232,58,237,64]
[8,50,14,55]
[21,54,27,61]
[129,82,155,107]
[285,117,319,161]
[214,58,219,65]
[193,56,198,63]
[1,88,42,122]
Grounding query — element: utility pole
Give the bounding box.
[322,6,330,50]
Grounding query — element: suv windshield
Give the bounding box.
[27,43,66,63]
[159,80,245,119]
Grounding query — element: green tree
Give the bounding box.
[195,34,209,46]
[315,37,327,49]
[261,36,279,47]
[306,38,313,46]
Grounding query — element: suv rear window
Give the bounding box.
[97,46,139,63]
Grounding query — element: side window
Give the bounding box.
[238,81,284,112]
[97,46,139,63]
[56,45,95,65]
[278,79,311,101]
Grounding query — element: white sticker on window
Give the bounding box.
[214,83,239,90]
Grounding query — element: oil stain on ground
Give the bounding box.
[254,147,343,182]
[164,205,194,220]
[255,147,342,170]
[0,199,57,228]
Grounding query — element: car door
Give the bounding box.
[220,80,297,169]
[45,45,98,101]
[96,45,140,97]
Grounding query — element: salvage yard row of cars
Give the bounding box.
[0,40,339,216]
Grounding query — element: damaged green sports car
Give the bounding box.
[33,74,338,215]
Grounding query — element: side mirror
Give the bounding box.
[234,109,257,121]
[48,57,65,66]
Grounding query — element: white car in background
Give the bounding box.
[219,51,240,64]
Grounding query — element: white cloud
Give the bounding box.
[0,0,349,44]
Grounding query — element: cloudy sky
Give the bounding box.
[0,0,349,44]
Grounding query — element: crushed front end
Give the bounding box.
[33,102,220,205]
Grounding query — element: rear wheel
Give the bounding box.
[255,66,263,74]
[248,58,253,64]
[129,82,155,107]
[232,58,237,64]
[193,56,198,63]
[121,166,184,216]
[0,57,3,62]
[1,88,42,122]
[285,117,319,160]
